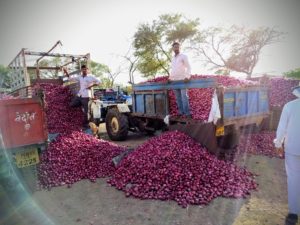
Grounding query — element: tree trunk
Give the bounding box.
[246,72,252,79]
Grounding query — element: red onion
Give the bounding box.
[223,131,284,163]
[144,75,258,121]
[35,83,85,134]
[0,93,17,100]
[188,88,214,120]
[168,90,179,116]
[267,78,299,107]
[108,131,257,208]
[38,131,126,189]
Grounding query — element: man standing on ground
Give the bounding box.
[63,65,101,128]
[274,85,300,225]
[169,42,192,117]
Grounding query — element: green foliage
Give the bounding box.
[284,68,300,79]
[89,61,123,88]
[133,13,200,78]
[71,60,111,87]
[27,69,36,80]
[90,60,109,78]
[100,77,113,88]
[30,58,66,79]
[0,65,11,88]
[39,59,59,78]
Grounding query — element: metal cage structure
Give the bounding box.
[7,41,90,97]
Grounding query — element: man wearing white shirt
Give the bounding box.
[63,65,101,128]
[274,85,300,225]
[169,42,191,117]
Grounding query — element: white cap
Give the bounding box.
[292,86,300,98]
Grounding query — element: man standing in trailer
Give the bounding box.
[169,42,192,117]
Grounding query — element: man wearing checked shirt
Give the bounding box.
[63,64,101,128]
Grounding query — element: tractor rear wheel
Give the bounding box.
[105,108,128,141]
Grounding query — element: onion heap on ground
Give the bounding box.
[38,131,126,189]
[108,131,257,208]
[37,83,126,189]
[222,131,283,163]
[236,131,283,159]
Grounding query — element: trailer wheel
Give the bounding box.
[217,131,240,149]
[145,130,156,136]
[105,108,128,141]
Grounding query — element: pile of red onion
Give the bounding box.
[36,83,85,134]
[168,90,179,116]
[38,131,126,189]
[145,76,169,83]
[235,131,283,159]
[188,88,214,120]
[108,131,257,208]
[146,75,257,87]
[167,87,214,120]
[145,75,257,121]
[267,78,299,107]
[0,93,16,100]
[223,131,283,162]
[191,75,258,87]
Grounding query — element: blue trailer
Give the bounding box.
[132,79,216,117]
[104,78,269,154]
[105,79,216,144]
[214,85,269,150]
[219,86,269,126]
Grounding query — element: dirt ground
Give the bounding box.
[1,126,298,225]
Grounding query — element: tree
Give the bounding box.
[89,60,109,78]
[30,58,65,79]
[122,46,138,84]
[105,66,124,88]
[190,26,284,78]
[0,65,11,88]
[215,68,230,75]
[89,60,124,88]
[38,59,58,78]
[284,68,300,79]
[133,13,200,78]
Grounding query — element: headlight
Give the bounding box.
[126,98,132,105]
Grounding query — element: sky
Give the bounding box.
[0,0,300,84]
